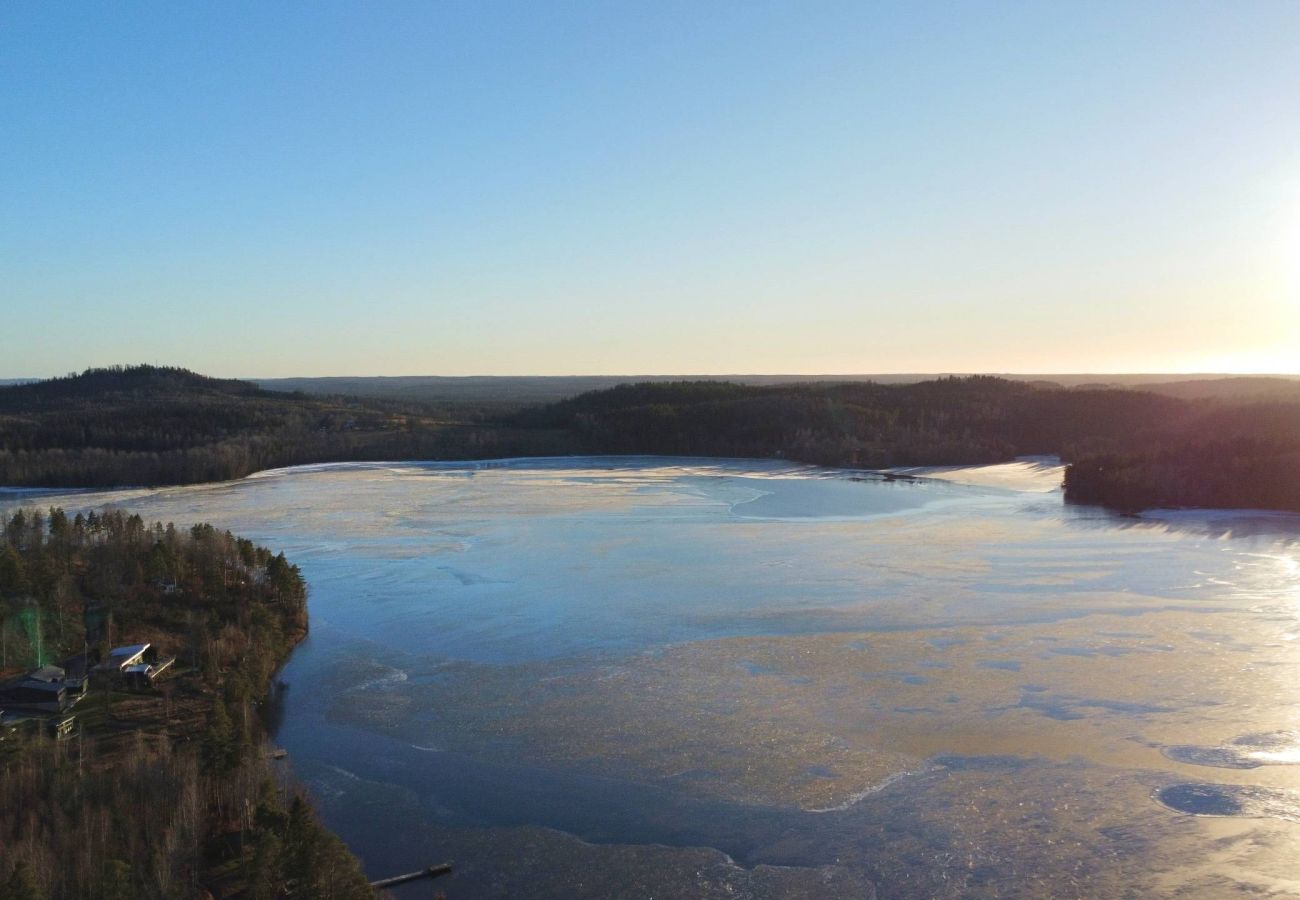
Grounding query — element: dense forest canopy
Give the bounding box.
[0,365,564,487]
[0,507,376,899]
[515,377,1194,467]
[2,365,1299,513]
[520,378,1300,512]
[0,505,305,677]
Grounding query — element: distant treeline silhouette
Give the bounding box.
[514,377,1185,466]
[514,379,1300,512]
[2,366,1298,512]
[520,377,1300,509]
[1063,405,1300,511]
[0,365,568,487]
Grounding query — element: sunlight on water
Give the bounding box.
[1249,749,1300,764]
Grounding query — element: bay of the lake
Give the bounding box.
[9,457,1300,897]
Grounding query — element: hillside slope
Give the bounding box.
[0,365,566,487]
[515,377,1188,467]
[517,379,1300,513]
[4,367,1298,513]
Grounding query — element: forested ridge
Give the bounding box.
[0,508,377,899]
[516,379,1300,512]
[0,365,566,487]
[515,377,1187,466]
[1062,401,1300,512]
[2,365,1299,512]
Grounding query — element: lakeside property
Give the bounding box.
[0,508,377,899]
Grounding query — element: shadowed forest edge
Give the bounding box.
[1,365,1298,512]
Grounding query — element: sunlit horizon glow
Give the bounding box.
[3,2,1300,378]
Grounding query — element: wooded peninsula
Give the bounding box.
[0,508,376,899]
[1,365,1298,513]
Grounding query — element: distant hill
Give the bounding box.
[1135,377,1300,402]
[0,365,564,487]
[255,374,952,406]
[255,373,1300,406]
[0,365,262,405]
[515,379,1300,513]
[513,378,1191,468]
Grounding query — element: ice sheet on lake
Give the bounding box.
[8,456,1300,898]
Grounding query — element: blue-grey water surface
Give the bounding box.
[8,457,1300,897]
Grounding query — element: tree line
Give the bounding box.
[0,365,567,488]
[513,377,1181,466]
[1062,402,1300,511]
[512,378,1300,512]
[3,365,1299,513]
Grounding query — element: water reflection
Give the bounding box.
[1158,783,1300,823]
[1063,501,1300,542]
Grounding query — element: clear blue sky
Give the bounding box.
[3,1,1298,376]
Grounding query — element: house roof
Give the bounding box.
[29,665,66,683]
[1,679,63,697]
[108,644,149,660]
[27,681,64,695]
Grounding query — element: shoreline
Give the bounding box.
[9,453,1300,522]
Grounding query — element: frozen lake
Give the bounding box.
[10,457,1300,897]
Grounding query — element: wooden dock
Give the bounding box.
[369,863,452,889]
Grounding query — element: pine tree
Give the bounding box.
[203,696,237,774]
[100,860,133,900]
[247,832,283,900]
[0,860,46,900]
